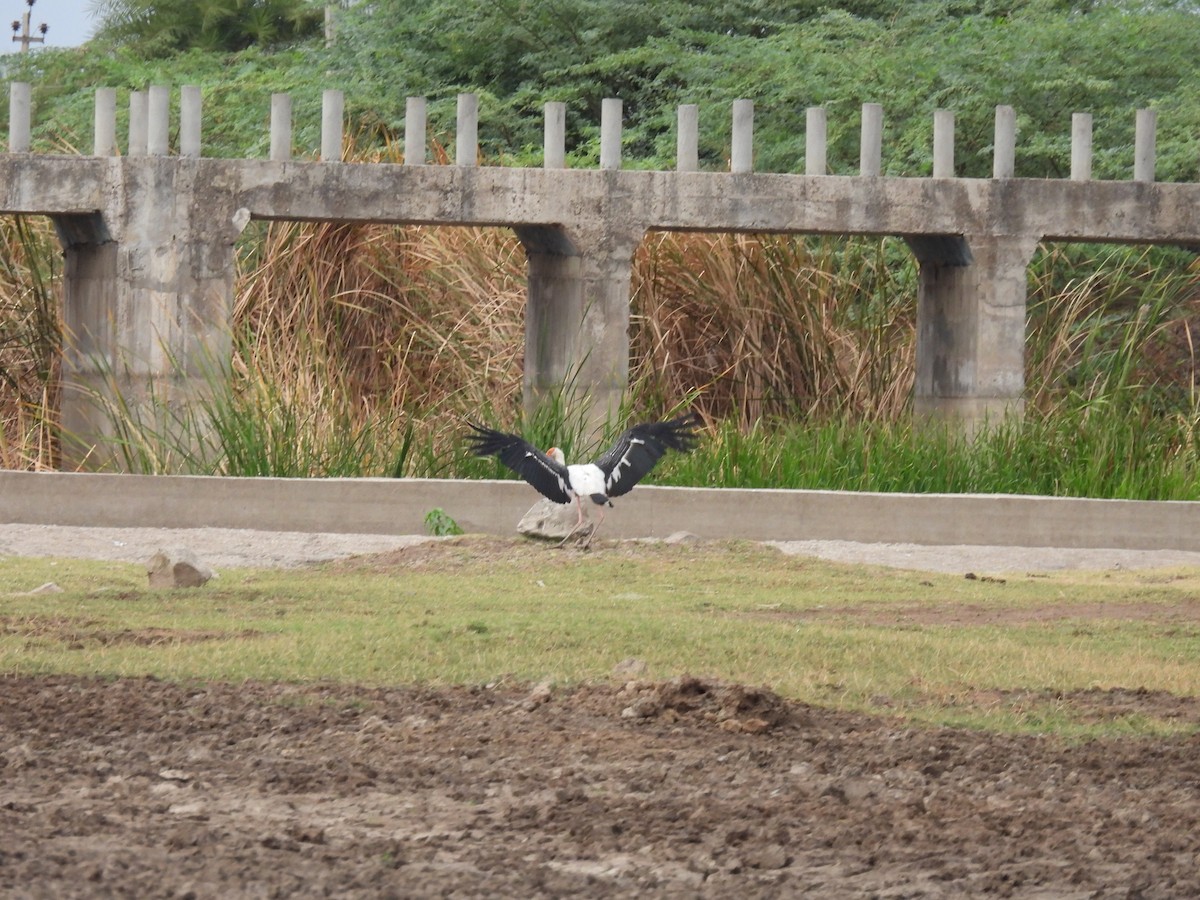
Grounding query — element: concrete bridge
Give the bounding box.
[2,84,1194,466]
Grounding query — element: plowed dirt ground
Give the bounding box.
[3,673,1199,898]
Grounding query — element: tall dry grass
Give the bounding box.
[0,215,60,470]
[630,232,916,427]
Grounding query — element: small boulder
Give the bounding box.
[147,548,213,589]
[517,497,592,542]
[664,530,701,545]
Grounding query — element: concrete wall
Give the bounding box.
[1,471,1196,552]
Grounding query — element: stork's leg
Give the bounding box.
[581,505,606,549]
[557,497,589,548]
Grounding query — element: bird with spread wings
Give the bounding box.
[466,413,701,547]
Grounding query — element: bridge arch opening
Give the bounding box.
[630,231,919,430]
[0,213,63,470]
[1023,240,1200,421]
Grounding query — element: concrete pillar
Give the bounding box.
[544,101,566,169]
[860,103,883,176]
[933,109,954,178]
[180,86,201,158]
[677,104,698,172]
[456,93,478,166]
[1071,113,1092,181]
[94,88,117,157]
[806,107,827,175]
[8,82,30,152]
[128,91,148,156]
[405,97,426,166]
[321,89,344,162]
[993,105,1015,179]
[148,85,170,156]
[515,222,643,434]
[56,158,240,469]
[731,99,753,174]
[911,234,1039,429]
[270,94,291,161]
[1134,108,1156,183]
[600,99,622,170]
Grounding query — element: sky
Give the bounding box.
[5,0,100,50]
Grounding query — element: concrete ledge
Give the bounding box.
[1,471,1197,552]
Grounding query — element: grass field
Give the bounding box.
[3,537,1198,739]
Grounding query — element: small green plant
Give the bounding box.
[423,507,463,536]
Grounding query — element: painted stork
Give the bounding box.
[466,413,701,547]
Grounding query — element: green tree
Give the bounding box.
[89,0,323,55]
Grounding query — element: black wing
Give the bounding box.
[595,412,701,499]
[464,422,573,504]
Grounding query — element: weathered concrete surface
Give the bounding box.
[1,470,1196,552]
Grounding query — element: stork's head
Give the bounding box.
[546,446,566,465]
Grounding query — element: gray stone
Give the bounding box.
[517,497,592,542]
[147,547,213,589]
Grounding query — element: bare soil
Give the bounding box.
[1,673,1198,898]
[3,531,1200,897]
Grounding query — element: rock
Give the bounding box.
[522,680,554,711]
[517,497,592,542]
[147,548,213,589]
[612,657,647,677]
[745,844,791,870]
[19,582,63,595]
[664,530,701,544]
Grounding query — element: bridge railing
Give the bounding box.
[3,82,1169,183]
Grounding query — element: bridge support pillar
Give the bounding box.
[909,233,1039,432]
[517,223,641,437]
[55,159,239,470]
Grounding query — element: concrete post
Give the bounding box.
[993,105,1016,179]
[516,222,643,435]
[600,99,622,170]
[8,82,30,152]
[1071,113,1092,181]
[58,158,240,469]
[677,104,698,173]
[860,103,883,176]
[731,99,753,173]
[270,94,291,161]
[806,107,827,175]
[456,93,478,166]
[148,85,170,156]
[94,88,117,157]
[180,86,201,158]
[933,109,954,178]
[912,234,1039,429]
[1134,108,1156,183]
[544,102,566,169]
[128,91,148,157]
[405,97,426,166]
[321,89,344,162]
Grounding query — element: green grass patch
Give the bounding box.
[3,540,1199,738]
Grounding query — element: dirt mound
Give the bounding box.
[4,675,1200,897]
[616,675,800,734]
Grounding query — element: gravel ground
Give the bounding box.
[1,523,1198,572]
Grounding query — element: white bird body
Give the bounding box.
[467,414,701,547]
[548,449,610,507]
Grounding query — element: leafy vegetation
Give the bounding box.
[2,1,1199,177]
